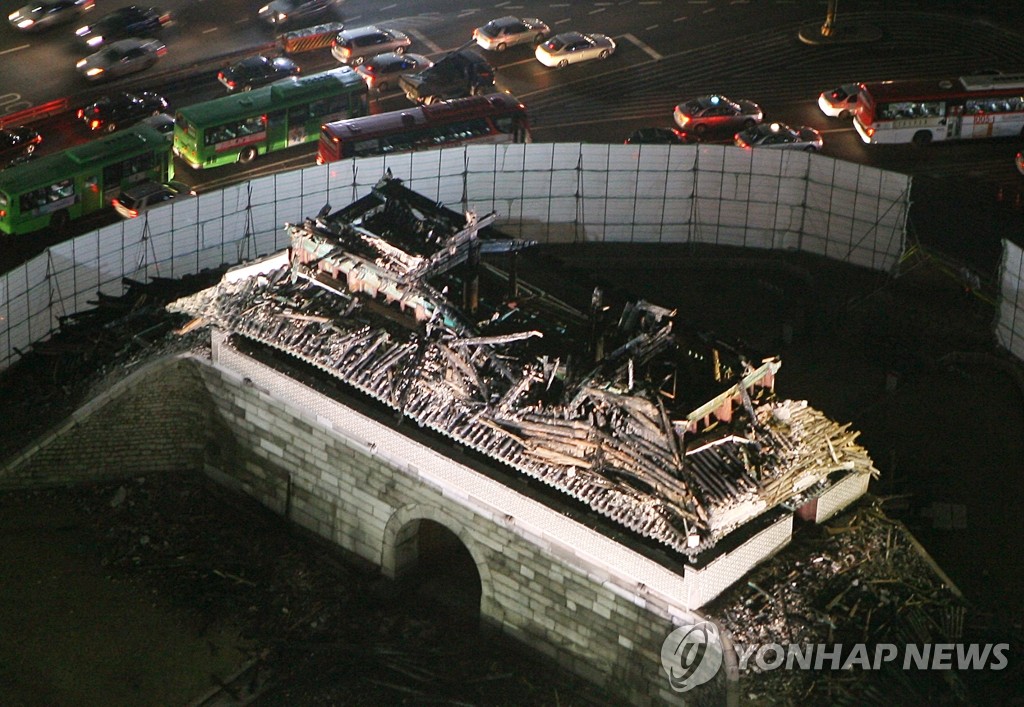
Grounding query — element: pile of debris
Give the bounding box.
[707,500,1000,704]
[169,175,879,559]
[0,270,222,460]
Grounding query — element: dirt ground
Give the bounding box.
[1,242,1022,704]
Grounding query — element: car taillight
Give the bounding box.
[90,119,101,130]
[677,115,690,127]
[866,127,875,137]
[341,47,351,58]
[113,200,138,218]
[0,210,6,218]
[159,12,171,25]
[156,46,167,57]
[76,108,85,119]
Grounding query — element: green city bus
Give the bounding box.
[0,123,172,236]
[173,66,369,169]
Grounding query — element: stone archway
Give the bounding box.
[382,505,497,623]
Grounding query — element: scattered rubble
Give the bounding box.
[0,472,611,705]
[707,499,1021,705]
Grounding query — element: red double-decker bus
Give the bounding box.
[317,93,531,164]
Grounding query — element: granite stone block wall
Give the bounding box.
[1,346,753,704]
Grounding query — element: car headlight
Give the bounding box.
[76,59,87,68]
[16,18,34,28]
[277,12,287,21]
[75,25,89,36]
[86,35,102,46]
[258,4,270,13]
[86,67,104,76]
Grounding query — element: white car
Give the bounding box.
[818,83,861,119]
[76,37,166,82]
[535,31,615,68]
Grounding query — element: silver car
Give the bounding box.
[9,0,94,31]
[76,38,167,82]
[112,180,196,219]
[353,52,433,93]
[535,31,615,68]
[734,122,824,152]
[473,16,550,52]
[331,26,411,66]
[673,94,763,136]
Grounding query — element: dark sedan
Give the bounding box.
[77,91,168,132]
[258,0,339,29]
[75,5,172,49]
[218,55,301,92]
[0,126,43,167]
[624,127,697,145]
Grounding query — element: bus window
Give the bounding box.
[21,180,74,212]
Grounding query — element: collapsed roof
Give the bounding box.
[170,175,878,559]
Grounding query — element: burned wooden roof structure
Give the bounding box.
[171,175,879,558]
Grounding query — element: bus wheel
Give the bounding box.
[238,147,257,164]
[912,130,932,146]
[51,210,69,233]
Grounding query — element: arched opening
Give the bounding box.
[392,518,482,627]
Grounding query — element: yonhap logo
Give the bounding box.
[661,621,724,692]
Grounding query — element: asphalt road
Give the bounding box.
[2,1,1024,273]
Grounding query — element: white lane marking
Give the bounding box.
[407,28,443,54]
[589,7,607,14]
[202,27,218,34]
[623,33,662,61]
[0,44,30,56]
